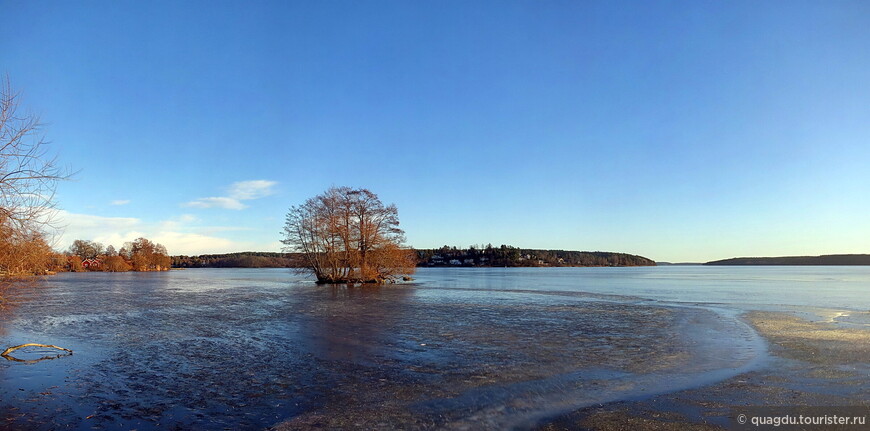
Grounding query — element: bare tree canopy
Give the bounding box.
[68,239,104,260]
[0,78,66,233]
[0,78,68,281]
[281,186,416,284]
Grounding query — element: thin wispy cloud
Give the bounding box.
[184,197,248,210]
[158,214,200,231]
[228,180,277,200]
[110,199,131,206]
[183,180,277,210]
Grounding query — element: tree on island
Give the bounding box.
[281,186,416,284]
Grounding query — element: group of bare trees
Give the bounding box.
[282,186,416,284]
[66,238,171,272]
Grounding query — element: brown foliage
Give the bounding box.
[124,237,170,271]
[67,255,84,272]
[103,255,131,272]
[282,187,416,284]
[0,219,53,276]
[64,237,169,272]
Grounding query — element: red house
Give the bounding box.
[82,258,101,269]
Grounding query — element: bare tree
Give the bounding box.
[68,239,104,260]
[282,186,416,284]
[0,78,66,235]
[0,78,69,302]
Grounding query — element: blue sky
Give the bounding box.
[2,0,869,262]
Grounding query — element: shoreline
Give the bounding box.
[535,310,870,430]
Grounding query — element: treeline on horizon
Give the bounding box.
[417,245,656,267]
[705,254,870,266]
[171,246,656,269]
[171,252,303,268]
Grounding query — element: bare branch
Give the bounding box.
[0,77,71,290]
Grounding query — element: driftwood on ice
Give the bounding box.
[1,343,73,363]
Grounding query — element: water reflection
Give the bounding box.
[2,350,73,364]
[299,285,413,364]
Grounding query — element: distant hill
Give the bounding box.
[705,254,870,266]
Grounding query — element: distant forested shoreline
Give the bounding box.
[416,245,655,267]
[171,252,302,268]
[705,254,870,266]
[171,246,656,269]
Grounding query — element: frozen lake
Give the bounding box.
[1,266,868,429]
